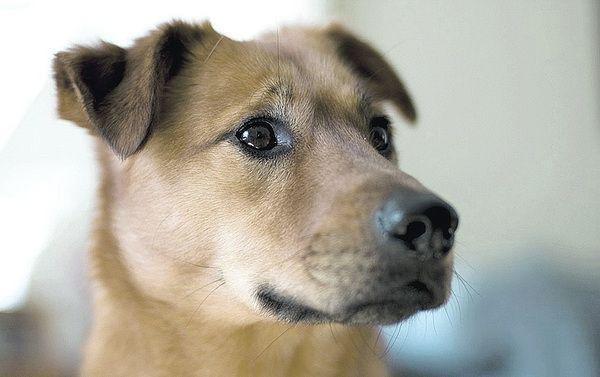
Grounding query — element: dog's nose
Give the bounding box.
[379,191,459,256]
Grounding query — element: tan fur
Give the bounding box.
[53,20,453,376]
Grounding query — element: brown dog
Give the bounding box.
[53,20,458,376]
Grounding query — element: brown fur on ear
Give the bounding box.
[53,20,212,158]
[325,24,417,123]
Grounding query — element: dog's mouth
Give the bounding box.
[256,280,437,325]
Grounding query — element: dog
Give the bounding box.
[53,20,458,376]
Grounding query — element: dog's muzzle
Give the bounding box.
[258,184,459,325]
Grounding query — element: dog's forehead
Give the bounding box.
[258,28,370,112]
[160,30,375,151]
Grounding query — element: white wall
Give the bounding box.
[334,0,600,275]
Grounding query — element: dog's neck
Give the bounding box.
[87,293,386,376]
[82,147,388,376]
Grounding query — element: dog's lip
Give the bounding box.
[403,280,434,300]
[344,283,435,316]
[256,286,329,323]
[256,282,437,325]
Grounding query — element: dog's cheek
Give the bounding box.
[211,219,273,309]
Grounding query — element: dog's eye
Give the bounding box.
[236,119,277,151]
[369,116,391,153]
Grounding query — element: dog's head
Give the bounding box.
[54,21,458,325]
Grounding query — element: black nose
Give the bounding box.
[378,191,459,256]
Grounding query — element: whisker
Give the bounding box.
[443,306,453,328]
[183,277,224,299]
[453,269,480,298]
[254,325,294,362]
[454,239,468,247]
[397,320,411,353]
[374,326,383,348]
[382,323,402,357]
[328,324,364,365]
[381,324,397,357]
[185,281,225,329]
[177,258,218,269]
[257,245,307,271]
[151,212,172,249]
[450,288,463,320]
[328,323,339,346]
[357,327,379,359]
[347,327,365,357]
[453,250,475,271]
[203,35,224,64]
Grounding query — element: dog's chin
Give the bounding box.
[256,284,441,325]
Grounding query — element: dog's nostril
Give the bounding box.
[405,220,427,239]
[423,205,456,236]
[425,206,458,255]
[393,218,428,245]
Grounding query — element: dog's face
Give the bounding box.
[54,21,457,325]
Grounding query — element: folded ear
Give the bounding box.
[325,24,417,123]
[53,21,215,158]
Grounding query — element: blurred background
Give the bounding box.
[1,0,599,376]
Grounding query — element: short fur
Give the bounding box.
[53,20,454,376]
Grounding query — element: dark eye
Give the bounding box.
[236,119,277,151]
[369,116,391,153]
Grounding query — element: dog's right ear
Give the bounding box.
[325,24,417,123]
[53,21,217,159]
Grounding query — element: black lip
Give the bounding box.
[256,284,434,325]
[257,286,329,323]
[404,280,434,299]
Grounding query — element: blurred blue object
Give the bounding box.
[385,258,600,377]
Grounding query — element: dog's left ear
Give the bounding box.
[325,24,417,122]
[53,21,218,158]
